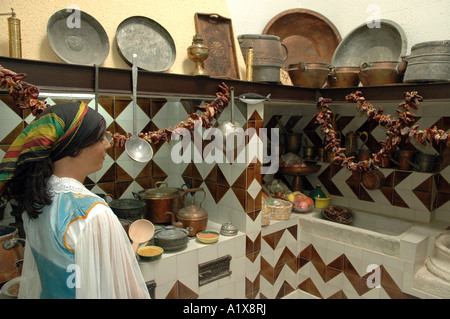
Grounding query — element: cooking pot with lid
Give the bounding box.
[138,182,188,223]
[153,225,191,251]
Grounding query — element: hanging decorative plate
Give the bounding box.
[116,16,176,72]
[262,9,341,69]
[47,9,109,65]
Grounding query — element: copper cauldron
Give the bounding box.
[0,226,24,284]
[328,66,360,87]
[288,62,330,88]
[359,61,407,86]
[166,188,208,236]
[138,182,188,224]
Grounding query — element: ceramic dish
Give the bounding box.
[196,231,219,244]
[116,16,176,72]
[137,245,164,262]
[1,276,20,298]
[262,8,341,68]
[331,19,407,68]
[47,9,109,65]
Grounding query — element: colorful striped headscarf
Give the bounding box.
[0,101,104,195]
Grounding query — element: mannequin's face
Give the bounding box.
[75,134,112,176]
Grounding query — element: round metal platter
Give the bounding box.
[116,16,176,72]
[331,19,407,67]
[47,9,109,65]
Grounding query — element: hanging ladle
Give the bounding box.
[125,54,153,162]
[218,87,244,151]
[128,219,155,254]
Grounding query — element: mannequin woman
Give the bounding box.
[0,101,150,299]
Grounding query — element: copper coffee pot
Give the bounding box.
[166,188,208,236]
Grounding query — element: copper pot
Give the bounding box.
[288,62,330,88]
[0,226,24,284]
[362,170,385,190]
[328,66,360,87]
[138,182,187,224]
[166,188,208,236]
[359,61,407,86]
[284,133,303,154]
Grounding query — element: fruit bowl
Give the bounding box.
[286,191,314,213]
[292,205,314,213]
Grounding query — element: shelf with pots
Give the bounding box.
[0,57,449,105]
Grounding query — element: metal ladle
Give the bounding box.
[125,54,153,162]
[218,87,244,151]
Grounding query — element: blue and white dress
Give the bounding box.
[19,175,149,299]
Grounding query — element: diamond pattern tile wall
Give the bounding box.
[264,101,450,223]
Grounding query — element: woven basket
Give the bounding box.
[268,199,292,220]
[261,207,270,226]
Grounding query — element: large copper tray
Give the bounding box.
[262,9,341,69]
[195,13,240,80]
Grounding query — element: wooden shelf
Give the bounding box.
[1,56,449,104]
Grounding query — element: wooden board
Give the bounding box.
[195,13,240,80]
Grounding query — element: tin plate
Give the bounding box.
[116,16,176,72]
[331,20,407,67]
[47,9,110,66]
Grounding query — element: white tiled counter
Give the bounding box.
[139,221,246,299]
[258,209,450,299]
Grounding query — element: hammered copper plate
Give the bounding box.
[116,16,176,72]
[262,9,341,69]
[331,19,407,68]
[195,13,240,80]
[47,9,109,65]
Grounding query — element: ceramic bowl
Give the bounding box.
[314,196,332,209]
[196,231,220,244]
[137,245,164,262]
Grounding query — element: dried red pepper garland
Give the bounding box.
[0,65,231,148]
[0,66,49,116]
[110,82,230,148]
[316,90,450,172]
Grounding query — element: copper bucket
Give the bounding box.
[328,66,360,87]
[288,62,330,88]
[359,61,407,86]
